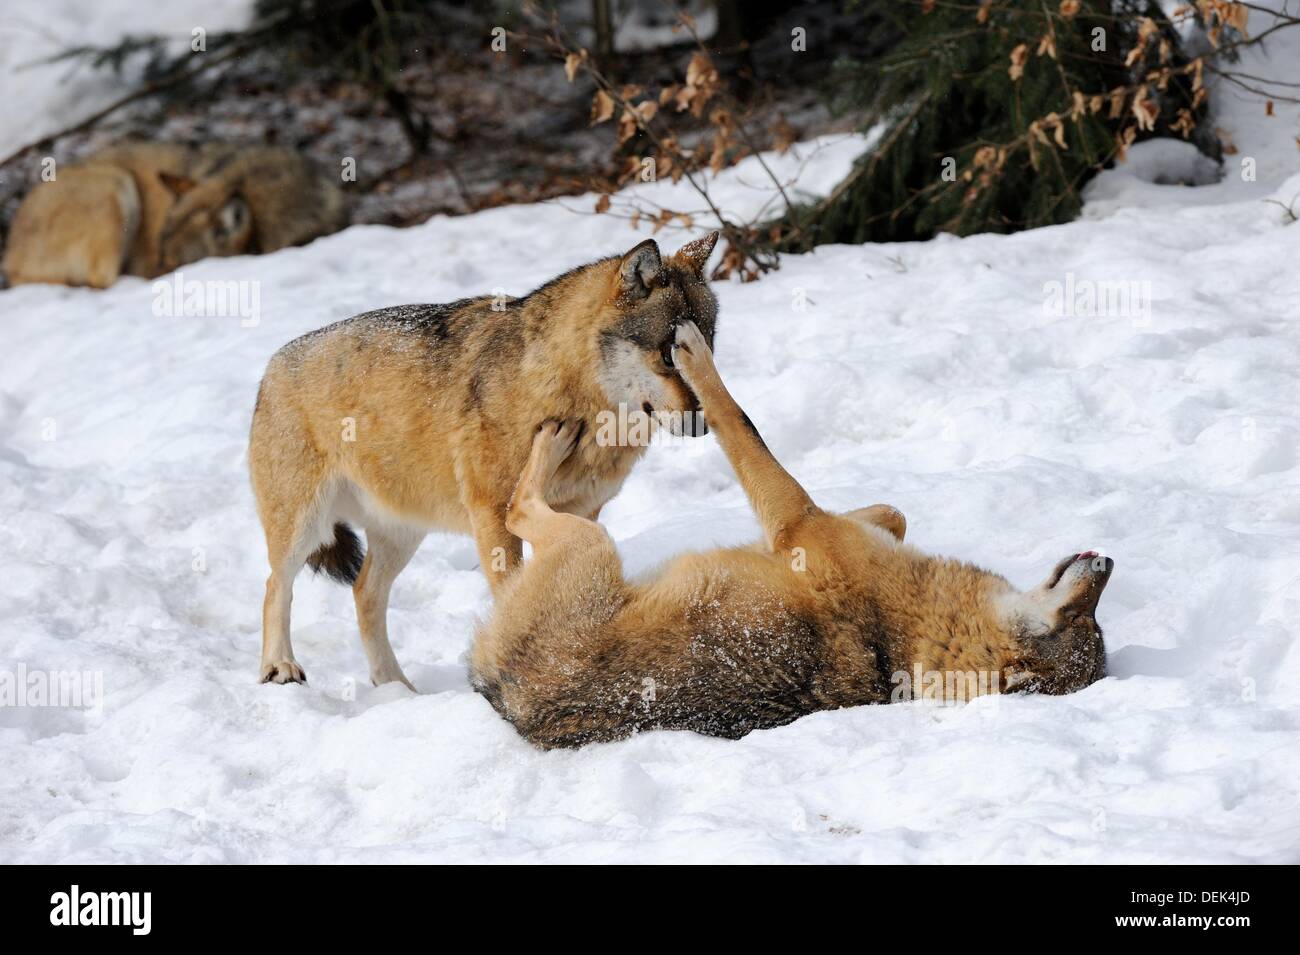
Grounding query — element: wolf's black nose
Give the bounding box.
[1086,555,1114,577]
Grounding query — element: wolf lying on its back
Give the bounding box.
[249,234,719,688]
[472,321,1113,749]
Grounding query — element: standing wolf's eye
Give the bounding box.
[661,339,675,368]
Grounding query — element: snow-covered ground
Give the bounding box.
[1,1,251,156]
[3,18,1300,864]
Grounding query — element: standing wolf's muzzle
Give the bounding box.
[684,408,708,437]
[656,407,708,437]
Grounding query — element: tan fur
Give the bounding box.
[470,321,1113,748]
[248,234,721,687]
[3,143,192,288]
[3,142,348,288]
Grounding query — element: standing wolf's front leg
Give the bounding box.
[671,321,820,549]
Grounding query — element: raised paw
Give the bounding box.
[260,660,307,685]
[671,321,717,390]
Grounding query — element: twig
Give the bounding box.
[0,43,247,168]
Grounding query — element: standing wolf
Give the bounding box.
[249,233,719,688]
[471,321,1113,748]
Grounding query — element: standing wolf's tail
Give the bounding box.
[307,523,365,585]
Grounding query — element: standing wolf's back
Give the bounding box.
[252,299,512,529]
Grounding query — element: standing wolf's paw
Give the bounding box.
[260,660,307,685]
[671,320,717,390]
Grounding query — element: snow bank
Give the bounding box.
[0,0,251,156]
[2,16,1299,862]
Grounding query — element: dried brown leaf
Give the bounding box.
[590,89,615,125]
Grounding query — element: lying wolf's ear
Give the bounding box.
[673,231,719,278]
[158,171,198,198]
[617,239,662,301]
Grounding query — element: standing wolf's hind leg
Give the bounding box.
[352,525,424,690]
[254,452,332,686]
[259,528,318,685]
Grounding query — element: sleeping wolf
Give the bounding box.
[3,142,347,288]
[249,233,720,688]
[471,321,1113,748]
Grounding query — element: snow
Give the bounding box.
[3,14,1300,864]
[0,2,252,158]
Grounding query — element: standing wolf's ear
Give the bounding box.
[617,239,662,301]
[673,231,719,278]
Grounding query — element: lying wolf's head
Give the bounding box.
[848,507,1112,696]
[997,551,1113,693]
[157,172,255,273]
[597,233,719,437]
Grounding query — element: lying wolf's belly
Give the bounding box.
[499,554,894,748]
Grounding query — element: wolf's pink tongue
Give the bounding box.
[1077,550,1098,559]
